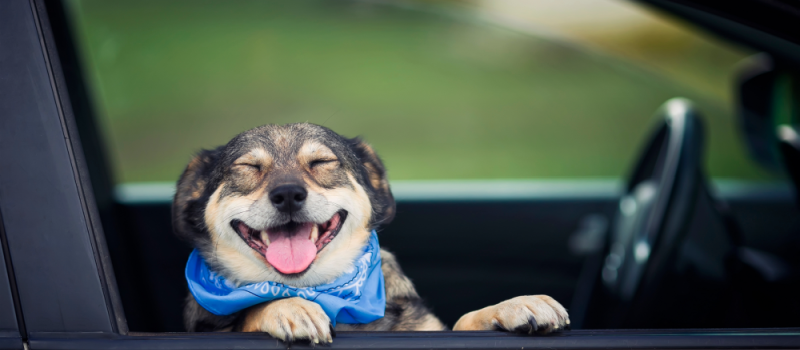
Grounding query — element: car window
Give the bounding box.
[4,0,797,344]
[48,0,800,338]
[66,0,773,185]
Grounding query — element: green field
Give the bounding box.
[67,0,773,183]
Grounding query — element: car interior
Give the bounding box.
[44,0,800,334]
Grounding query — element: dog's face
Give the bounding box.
[173,123,394,286]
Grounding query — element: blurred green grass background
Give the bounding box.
[67,0,772,183]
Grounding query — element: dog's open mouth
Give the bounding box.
[231,210,347,275]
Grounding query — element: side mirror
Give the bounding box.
[737,54,800,203]
[778,125,800,204]
[736,54,799,171]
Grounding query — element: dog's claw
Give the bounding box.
[528,316,538,334]
[512,315,539,334]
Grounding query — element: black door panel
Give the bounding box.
[109,182,797,332]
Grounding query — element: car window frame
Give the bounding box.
[0,0,125,339]
[1,0,798,349]
[0,210,22,349]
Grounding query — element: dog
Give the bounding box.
[174,123,569,342]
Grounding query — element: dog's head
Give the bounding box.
[173,123,394,286]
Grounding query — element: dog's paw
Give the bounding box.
[453,295,569,334]
[242,297,333,344]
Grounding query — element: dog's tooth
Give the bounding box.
[310,224,319,242]
[260,230,269,246]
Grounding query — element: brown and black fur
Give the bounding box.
[174,123,568,342]
[174,123,444,335]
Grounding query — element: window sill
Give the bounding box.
[27,328,800,350]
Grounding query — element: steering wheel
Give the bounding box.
[600,98,705,309]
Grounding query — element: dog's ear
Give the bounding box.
[348,138,396,228]
[172,147,222,242]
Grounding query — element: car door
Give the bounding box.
[2,0,800,349]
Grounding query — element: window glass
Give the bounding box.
[67,0,771,183]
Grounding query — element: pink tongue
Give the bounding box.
[265,223,316,274]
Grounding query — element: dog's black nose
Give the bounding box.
[269,185,307,213]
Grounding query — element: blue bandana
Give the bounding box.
[185,231,385,326]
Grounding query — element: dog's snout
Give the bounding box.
[269,185,307,213]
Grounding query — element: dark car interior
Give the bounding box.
[37,0,800,334]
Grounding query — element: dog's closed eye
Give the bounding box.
[309,159,338,168]
[235,163,261,171]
